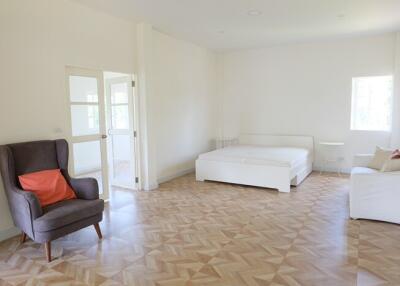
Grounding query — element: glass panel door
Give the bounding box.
[66,67,109,200]
[105,76,136,189]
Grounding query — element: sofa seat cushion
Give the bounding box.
[351,167,379,175]
[34,199,104,232]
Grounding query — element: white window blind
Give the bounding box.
[351,75,393,131]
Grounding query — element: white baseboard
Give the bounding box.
[312,166,351,174]
[157,168,195,185]
[0,226,20,242]
[144,182,159,191]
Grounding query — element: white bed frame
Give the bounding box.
[195,134,314,192]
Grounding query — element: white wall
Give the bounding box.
[0,0,137,236]
[151,30,218,181]
[219,33,397,170]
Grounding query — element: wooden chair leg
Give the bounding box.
[20,232,27,244]
[93,223,103,239]
[44,241,51,262]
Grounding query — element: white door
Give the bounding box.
[105,76,137,189]
[66,67,109,200]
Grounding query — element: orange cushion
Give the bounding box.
[19,169,76,207]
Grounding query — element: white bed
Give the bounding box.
[195,134,314,192]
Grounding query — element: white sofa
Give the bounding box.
[350,154,400,224]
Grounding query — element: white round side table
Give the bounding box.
[319,142,345,176]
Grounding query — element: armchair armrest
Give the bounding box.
[69,177,99,200]
[5,186,42,238]
[353,154,373,168]
[11,187,43,219]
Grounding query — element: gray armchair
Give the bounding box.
[0,139,104,262]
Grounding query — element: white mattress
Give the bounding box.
[198,145,311,168]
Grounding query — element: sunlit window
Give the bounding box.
[350,75,393,131]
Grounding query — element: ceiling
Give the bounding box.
[72,0,400,51]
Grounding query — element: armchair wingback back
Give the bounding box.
[4,140,69,183]
[11,141,62,175]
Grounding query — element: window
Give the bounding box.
[351,75,393,131]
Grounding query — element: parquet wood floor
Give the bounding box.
[0,172,399,286]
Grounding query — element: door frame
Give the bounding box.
[65,66,110,200]
[132,74,142,190]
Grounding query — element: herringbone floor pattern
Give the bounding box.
[0,172,399,285]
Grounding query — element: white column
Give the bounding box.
[215,54,224,142]
[136,23,159,190]
[390,32,400,148]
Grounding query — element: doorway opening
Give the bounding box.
[104,71,138,190]
[66,67,139,201]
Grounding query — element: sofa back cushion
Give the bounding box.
[381,159,400,172]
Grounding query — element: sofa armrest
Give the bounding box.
[353,154,373,168]
[69,177,99,200]
[350,170,400,222]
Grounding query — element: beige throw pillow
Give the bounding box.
[367,147,392,170]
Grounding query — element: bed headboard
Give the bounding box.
[239,134,314,152]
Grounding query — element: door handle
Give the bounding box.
[101,134,108,139]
